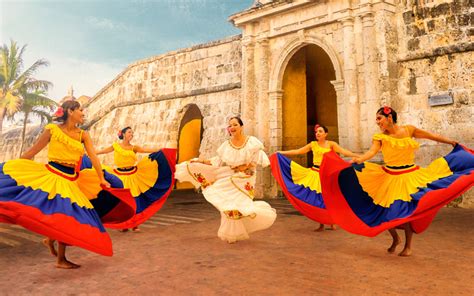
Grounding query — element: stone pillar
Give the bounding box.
[340,17,360,151]
[241,36,257,136]
[360,11,380,149]
[268,90,284,152]
[268,89,284,198]
[255,36,270,144]
[330,79,346,145]
[255,36,271,198]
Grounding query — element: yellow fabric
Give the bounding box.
[372,133,420,167]
[3,159,98,208]
[356,157,453,208]
[45,124,84,165]
[311,141,331,166]
[290,161,321,193]
[113,142,137,168]
[105,156,158,197]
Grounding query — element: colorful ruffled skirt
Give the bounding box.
[0,159,136,256]
[175,161,276,242]
[270,153,333,224]
[87,149,176,229]
[320,144,474,236]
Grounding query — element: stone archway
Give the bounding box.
[176,104,204,189]
[269,34,343,167]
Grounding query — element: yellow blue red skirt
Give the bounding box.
[0,159,136,256]
[320,144,474,236]
[83,149,176,229]
[270,153,333,224]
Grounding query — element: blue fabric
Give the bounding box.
[80,155,125,217]
[277,153,326,209]
[0,162,106,232]
[134,151,173,213]
[338,145,473,227]
[81,151,173,214]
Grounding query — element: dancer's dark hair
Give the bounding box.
[376,106,398,123]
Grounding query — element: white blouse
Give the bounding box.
[210,136,270,168]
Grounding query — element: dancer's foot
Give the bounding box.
[132,226,140,232]
[56,259,81,269]
[398,247,412,257]
[119,229,129,232]
[314,224,325,232]
[329,224,337,230]
[42,238,57,257]
[387,237,401,253]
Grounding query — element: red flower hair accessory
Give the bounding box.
[117,130,123,138]
[314,124,320,132]
[383,106,391,115]
[54,107,64,117]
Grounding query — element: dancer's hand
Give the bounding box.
[232,164,249,172]
[351,157,363,164]
[100,179,111,188]
[191,159,211,165]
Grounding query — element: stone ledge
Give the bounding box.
[398,41,474,63]
[85,35,242,108]
[84,82,241,129]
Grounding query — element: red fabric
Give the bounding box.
[45,164,79,181]
[100,186,137,225]
[0,201,112,256]
[320,151,474,237]
[270,154,334,225]
[104,148,177,229]
[382,165,420,175]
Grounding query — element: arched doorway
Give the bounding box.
[282,44,338,167]
[176,104,204,189]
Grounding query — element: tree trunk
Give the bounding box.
[0,107,6,134]
[19,112,29,157]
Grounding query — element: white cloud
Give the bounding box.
[3,51,123,129]
[23,50,123,101]
[86,16,127,31]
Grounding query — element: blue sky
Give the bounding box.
[0,0,251,101]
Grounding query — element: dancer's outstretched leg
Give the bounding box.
[56,243,81,269]
[315,223,325,232]
[42,237,57,257]
[387,229,401,253]
[398,223,413,257]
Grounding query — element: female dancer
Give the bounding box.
[271,124,360,231]
[320,106,474,256]
[175,117,276,243]
[0,100,135,268]
[95,126,176,231]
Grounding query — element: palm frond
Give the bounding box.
[1,91,22,114]
[13,59,49,89]
[22,79,53,92]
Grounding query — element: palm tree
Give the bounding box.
[0,40,51,133]
[18,88,57,155]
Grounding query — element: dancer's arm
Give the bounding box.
[20,130,51,159]
[134,145,159,153]
[95,146,113,155]
[231,163,255,172]
[352,141,382,164]
[408,125,457,146]
[83,132,110,188]
[190,158,212,165]
[329,141,360,158]
[278,143,312,155]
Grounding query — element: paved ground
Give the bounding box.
[0,190,473,295]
